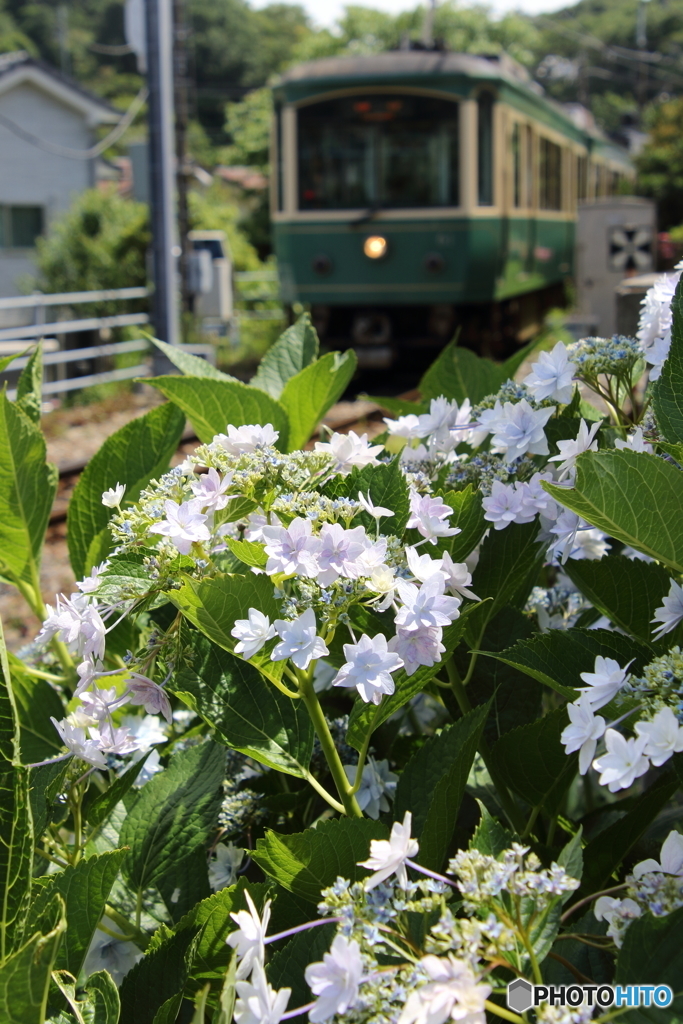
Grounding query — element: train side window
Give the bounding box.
[477,92,494,206]
[539,137,562,210]
[576,155,588,201]
[275,105,284,212]
[512,123,521,207]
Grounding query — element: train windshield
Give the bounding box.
[297,94,459,210]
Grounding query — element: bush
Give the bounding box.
[1,290,683,1021]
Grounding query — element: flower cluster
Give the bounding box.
[594,830,683,947]
[561,653,683,791]
[566,335,641,380]
[637,264,682,380]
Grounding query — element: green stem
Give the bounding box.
[34,847,69,869]
[485,1002,525,1024]
[349,705,382,795]
[446,656,526,834]
[303,770,345,814]
[70,786,83,866]
[135,889,143,931]
[297,667,363,818]
[104,904,150,950]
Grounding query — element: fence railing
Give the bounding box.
[0,287,151,401]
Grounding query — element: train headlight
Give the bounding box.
[363,235,388,260]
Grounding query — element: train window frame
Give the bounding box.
[509,118,534,212]
[293,89,463,215]
[538,136,563,212]
[476,91,495,207]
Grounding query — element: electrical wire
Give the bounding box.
[0,85,148,159]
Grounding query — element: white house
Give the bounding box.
[0,51,119,298]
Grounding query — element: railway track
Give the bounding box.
[48,398,386,527]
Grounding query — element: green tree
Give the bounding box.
[223,87,272,169]
[33,188,149,312]
[636,96,683,230]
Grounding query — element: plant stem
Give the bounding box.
[70,785,83,866]
[349,705,382,795]
[297,668,363,818]
[485,1002,525,1024]
[445,657,526,834]
[104,903,150,950]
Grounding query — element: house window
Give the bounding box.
[0,205,44,248]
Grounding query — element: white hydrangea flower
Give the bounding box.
[578,656,632,710]
[523,341,577,404]
[632,829,683,879]
[343,756,398,819]
[592,729,650,792]
[83,917,142,985]
[209,842,245,891]
[548,419,600,481]
[333,633,404,705]
[305,934,364,1022]
[101,482,126,508]
[232,609,276,659]
[228,890,272,980]
[635,706,683,767]
[561,694,606,774]
[314,430,383,474]
[359,811,419,889]
[149,499,210,555]
[652,579,683,640]
[489,399,555,462]
[216,423,279,454]
[398,955,491,1024]
[271,608,329,670]
[234,963,290,1024]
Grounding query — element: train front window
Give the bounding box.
[297,95,459,210]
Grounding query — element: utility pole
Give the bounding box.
[145,0,180,358]
[173,0,192,322]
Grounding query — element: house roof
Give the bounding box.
[0,51,120,125]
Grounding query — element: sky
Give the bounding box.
[251,0,571,29]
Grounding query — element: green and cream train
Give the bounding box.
[270,51,633,362]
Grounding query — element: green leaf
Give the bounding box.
[615,906,683,1021]
[482,627,654,701]
[0,908,65,1023]
[67,401,185,579]
[250,313,319,398]
[543,450,683,573]
[29,758,71,841]
[394,703,489,870]
[175,880,270,981]
[225,538,267,569]
[146,376,289,449]
[279,350,357,451]
[267,922,335,1008]
[15,343,43,424]
[327,457,410,536]
[119,926,199,1024]
[52,970,120,1024]
[0,618,32,961]
[169,571,282,682]
[214,952,237,1024]
[26,850,126,978]
[85,753,150,829]
[470,801,514,856]
[171,628,313,778]
[120,741,224,894]
[253,818,389,902]
[578,772,678,899]
[346,615,471,750]
[0,393,57,588]
[150,337,235,380]
[490,708,577,815]
[419,341,502,404]
[563,555,674,643]
[499,338,541,380]
[652,276,683,443]
[9,661,64,763]
[441,486,487,563]
[557,828,583,901]
[466,521,545,641]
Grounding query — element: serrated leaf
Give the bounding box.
[0,393,57,588]
[171,627,313,778]
[558,828,583,899]
[175,879,270,981]
[120,741,224,894]
[250,314,319,398]
[52,969,120,1024]
[346,614,471,750]
[9,661,64,762]
[67,401,185,579]
[441,486,487,563]
[394,703,489,870]
[26,850,126,978]
[0,908,65,1023]
[563,554,674,643]
[419,341,502,404]
[279,349,357,451]
[481,627,654,701]
[253,818,389,902]
[0,618,32,961]
[470,801,514,856]
[615,906,683,1022]
[146,375,289,450]
[266,922,335,1008]
[578,772,677,900]
[543,450,683,573]
[225,538,267,568]
[156,846,211,923]
[85,753,150,828]
[169,571,282,683]
[119,926,198,1024]
[325,457,410,536]
[652,276,683,443]
[15,343,42,424]
[490,708,577,814]
[29,758,71,840]
[363,395,427,417]
[150,337,235,380]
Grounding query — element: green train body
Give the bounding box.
[271,52,632,358]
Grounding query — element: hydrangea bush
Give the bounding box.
[1,291,683,1023]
